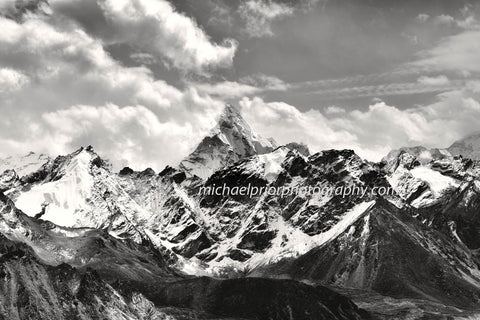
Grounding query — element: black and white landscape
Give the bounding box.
[2,0,480,319]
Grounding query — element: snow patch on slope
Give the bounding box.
[410,166,459,197]
[15,150,93,226]
[201,201,375,275]
[258,147,289,182]
[179,104,276,180]
[0,152,50,177]
[238,147,290,183]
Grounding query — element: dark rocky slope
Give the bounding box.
[0,191,371,320]
[252,199,480,310]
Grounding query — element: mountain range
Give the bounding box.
[1,104,480,319]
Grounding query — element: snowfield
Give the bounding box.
[410,166,459,197]
[15,150,94,226]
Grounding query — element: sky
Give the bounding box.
[1,0,480,170]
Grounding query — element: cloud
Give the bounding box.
[306,80,463,100]
[416,14,430,22]
[239,73,289,91]
[433,14,455,25]
[285,12,480,101]
[417,75,450,86]
[51,0,238,73]
[411,29,480,74]
[239,96,357,149]
[0,68,29,92]
[411,8,480,75]
[0,0,49,20]
[190,73,288,98]
[430,13,479,30]
[206,1,234,29]
[238,0,294,38]
[0,14,225,170]
[130,52,156,65]
[239,85,480,161]
[417,6,479,29]
[325,106,345,114]
[2,0,479,171]
[408,7,480,77]
[40,104,200,169]
[191,81,261,98]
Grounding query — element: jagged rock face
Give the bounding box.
[449,132,480,160]
[179,104,277,180]
[0,192,371,320]
[2,148,212,261]
[285,142,310,156]
[426,179,480,250]
[0,193,182,319]
[0,152,50,180]
[252,200,480,310]
[190,148,393,274]
[0,191,178,280]
[117,168,214,259]
[7,147,149,243]
[382,146,453,172]
[381,147,480,252]
[3,112,480,318]
[0,169,18,192]
[382,147,474,208]
[0,234,188,320]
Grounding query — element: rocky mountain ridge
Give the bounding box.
[0,191,368,320]
[179,104,277,180]
[448,132,480,160]
[2,105,480,318]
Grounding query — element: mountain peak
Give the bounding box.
[179,104,277,179]
[212,104,256,134]
[448,132,480,160]
[222,103,241,117]
[0,151,51,178]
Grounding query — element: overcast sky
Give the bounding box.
[1,0,480,170]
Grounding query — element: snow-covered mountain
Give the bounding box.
[0,152,50,178]
[253,198,480,315]
[382,146,461,207]
[179,104,277,179]
[2,105,480,318]
[8,146,150,243]
[448,132,480,160]
[1,191,365,320]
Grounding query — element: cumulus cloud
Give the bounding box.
[416,6,478,30]
[40,104,200,169]
[433,14,455,25]
[239,85,480,161]
[416,14,430,22]
[0,14,225,170]
[239,96,358,152]
[2,0,480,171]
[238,0,294,37]
[51,0,237,73]
[429,13,479,30]
[0,68,29,92]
